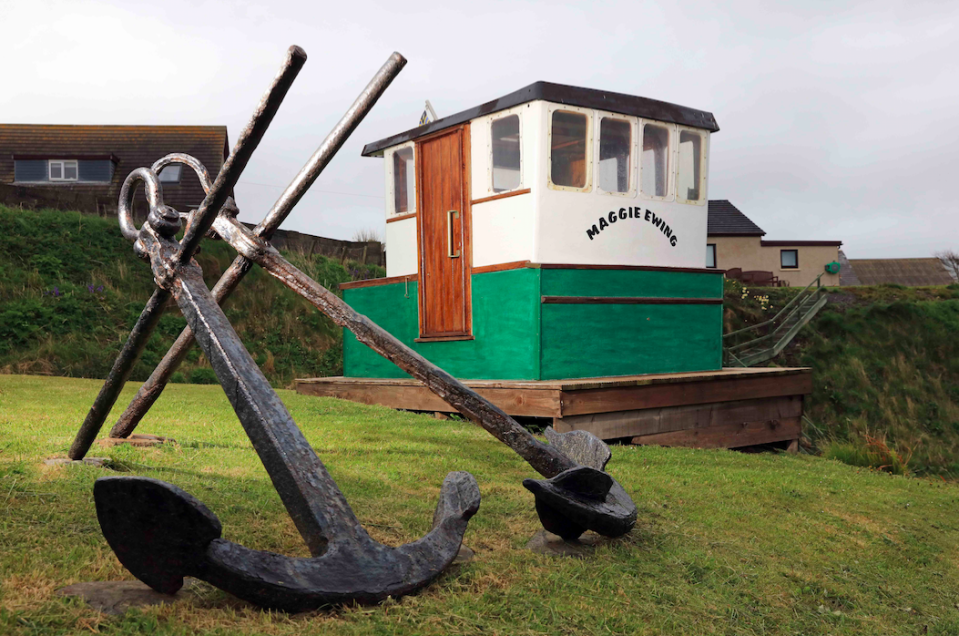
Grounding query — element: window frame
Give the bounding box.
[48,159,78,182]
[594,110,637,198]
[706,243,717,269]
[386,142,417,218]
[546,104,593,193]
[675,125,708,206]
[638,120,676,202]
[780,249,799,269]
[488,110,524,195]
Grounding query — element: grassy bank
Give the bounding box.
[3,374,959,635]
[0,205,383,387]
[726,280,959,477]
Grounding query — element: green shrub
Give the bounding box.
[189,368,218,384]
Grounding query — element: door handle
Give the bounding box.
[447,209,460,258]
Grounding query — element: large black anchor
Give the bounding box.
[82,47,479,612]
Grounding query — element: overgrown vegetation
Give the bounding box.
[5,375,959,635]
[0,205,383,387]
[725,280,959,477]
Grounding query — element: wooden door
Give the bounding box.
[416,126,472,339]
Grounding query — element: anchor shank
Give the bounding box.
[109,53,407,440]
[216,220,577,479]
[68,288,171,459]
[171,260,366,555]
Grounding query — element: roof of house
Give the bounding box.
[361,81,719,156]
[707,200,766,236]
[0,124,229,210]
[844,258,955,286]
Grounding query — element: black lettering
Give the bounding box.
[628,207,634,218]
[670,235,678,247]
[587,225,600,240]
[644,209,651,221]
[619,208,627,220]
[608,211,617,223]
[652,213,663,229]
[663,225,672,238]
[599,217,609,230]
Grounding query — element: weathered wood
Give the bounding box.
[553,396,803,440]
[630,417,802,449]
[296,379,562,417]
[561,372,812,417]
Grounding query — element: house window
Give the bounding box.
[598,117,631,193]
[706,244,716,269]
[549,110,589,189]
[491,115,521,193]
[391,146,416,215]
[781,249,799,269]
[158,165,182,183]
[641,123,670,197]
[677,130,704,203]
[49,160,78,181]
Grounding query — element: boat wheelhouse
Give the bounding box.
[342,82,724,381]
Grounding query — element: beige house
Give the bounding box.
[707,200,842,287]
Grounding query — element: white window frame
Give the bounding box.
[487,109,524,195]
[675,125,709,206]
[386,142,417,218]
[158,164,182,184]
[638,120,675,202]
[547,104,593,193]
[594,110,637,198]
[49,159,78,182]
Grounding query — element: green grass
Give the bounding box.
[4,375,959,635]
[0,205,384,387]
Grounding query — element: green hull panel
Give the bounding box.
[343,267,722,380]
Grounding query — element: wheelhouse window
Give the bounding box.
[491,115,521,193]
[49,160,78,181]
[706,244,716,269]
[158,165,182,183]
[598,117,631,193]
[549,110,589,189]
[392,146,415,215]
[641,124,670,197]
[677,130,704,203]
[781,249,799,269]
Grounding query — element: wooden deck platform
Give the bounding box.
[295,367,812,449]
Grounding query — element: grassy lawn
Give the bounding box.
[3,375,959,635]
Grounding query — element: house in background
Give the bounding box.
[0,124,229,216]
[706,199,842,287]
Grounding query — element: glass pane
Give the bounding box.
[50,162,62,180]
[491,115,521,193]
[781,250,798,268]
[599,118,631,193]
[63,162,78,180]
[392,147,415,214]
[159,165,182,182]
[677,130,702,201]
[706,244,716,268]
[641,124,670,197]
[550,111,588,188]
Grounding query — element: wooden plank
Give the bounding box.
[554,396,803,439]
[385,212,417,224]
[631,417,801,449]
[472,260,533,275]
[542,296,723,305]
[339,274,417,290]
[296,381,562,417]
[560,372,812,416]
[471,188,531,206]
[539,263,725,275]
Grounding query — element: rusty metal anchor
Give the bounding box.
[71,47,479,611]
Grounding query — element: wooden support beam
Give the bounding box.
[630,418,802,449]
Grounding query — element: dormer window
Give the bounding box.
[49,160,78,181]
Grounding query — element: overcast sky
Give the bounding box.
[2,0,956,258]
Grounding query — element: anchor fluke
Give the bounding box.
[96,472,480,611]
[523,466,636,541]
